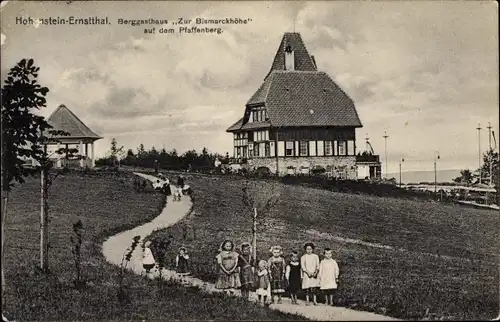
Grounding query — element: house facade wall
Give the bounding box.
[248,155,357,179]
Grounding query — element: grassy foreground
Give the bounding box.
[2,171,303,321]
[150,173,499,321]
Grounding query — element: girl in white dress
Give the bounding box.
[300,242,320,305]
[142,241,156,276]
[256,260,271,305]
[318,248,340,306]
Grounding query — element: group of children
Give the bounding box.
[215,240,340,306]
[142,238,340,306]
[142,241,191,284]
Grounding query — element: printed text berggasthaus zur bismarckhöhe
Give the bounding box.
[117,17,253,35]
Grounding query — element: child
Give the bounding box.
[215,239,241,295]
[173,186,183,201]
[142,241,156,276]
[285,251,301,304]
[237,242,255,300]
[256,260,271,306]
[318,248,340,306]
[175,247,190,284]
[268,245,287,304]
[301,242,320,305]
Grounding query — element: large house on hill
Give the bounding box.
[226,32,381,179]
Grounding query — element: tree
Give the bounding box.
[478,149,499,186]
[1,59,52,296]
[109,138,124,167]
[242,180,280,263]
[453,169,475,186]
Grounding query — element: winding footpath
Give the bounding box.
[102,172,399,321]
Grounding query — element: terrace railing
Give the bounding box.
[356,154,380,163]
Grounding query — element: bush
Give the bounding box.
[254,166,271,178]
[311,165,326,176]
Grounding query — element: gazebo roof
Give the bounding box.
[45,104,102,140]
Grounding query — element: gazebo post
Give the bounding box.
[79,141,84,167]
[56,142,62,168]
[91,142,95,168]
[85,143,88,167]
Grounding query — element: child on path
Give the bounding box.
[318,248,340,306]
[285,251,301,304]
[142,241,156,276]
[215,239,241,295]
[173,186,183,201]
[268,245,287,304]
[175,247,190,284]
[237,242,255,300]
[301,242,320,305]
[256,260,271,306]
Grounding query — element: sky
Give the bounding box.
[1,1,498,173]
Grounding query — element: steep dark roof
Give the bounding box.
[263,71,361,127]
[226,32,363,132]
[45,104,102,139]
[241,121,271,130]
[267,32,317,76]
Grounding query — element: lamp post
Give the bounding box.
[434,151,440,200]
[383,131,389,179]
[477,123,482,184]
[487,122,493,187]
[399,157,404,188]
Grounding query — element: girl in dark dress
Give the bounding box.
[175,247,190,284]
[237,242,254,299]
[286,251,302,304]
[268,245,287,304]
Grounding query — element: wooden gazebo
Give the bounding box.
[43,104,103,168]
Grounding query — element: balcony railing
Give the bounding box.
[356,154,380,163]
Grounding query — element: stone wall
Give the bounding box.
[248,156,357,179]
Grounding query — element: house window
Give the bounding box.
[265,143,271,157]
[299,141,308,156]
[285,141,294,156]
[338,141,346,156]
[254,143,260,157]
[325,141,333,155]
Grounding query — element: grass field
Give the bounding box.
[2,171,303,321]
[150,173,499,320]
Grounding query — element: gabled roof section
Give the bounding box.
[247,72,275,105]
[226,117,244,132]
[267,32,317,77]
[45,104,102,139]
[264,71,362,127]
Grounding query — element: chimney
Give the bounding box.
[310,55,317,69]
[284,44,294,70]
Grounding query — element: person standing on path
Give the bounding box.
[215,239,241,296]
[238,242,255,300]
[268,245,287,304]
[256,260,271,306]
[142,241,156,277]
[318,248,340,306]
[175,247,190,284]
[285,251,302,304]
[301,242,320,305]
